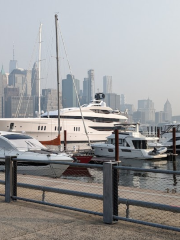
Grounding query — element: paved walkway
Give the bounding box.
[0,198,180,240]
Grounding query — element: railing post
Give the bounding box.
[64,130,67,151]
[12,160,17,200]
[103,162,118,224]
[5,156,13,203]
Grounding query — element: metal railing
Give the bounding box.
[1,156,180,232]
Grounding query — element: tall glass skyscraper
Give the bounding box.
[103,76,112,94]
[62,74,80,108]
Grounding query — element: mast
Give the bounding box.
[38,23,42,117]
[55,14,61,149]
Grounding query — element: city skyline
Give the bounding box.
[1,1,180,115]
[0,61,176,117]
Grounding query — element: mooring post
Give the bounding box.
[113,128,119,220]
[64,130,67,151]
[151,126,153,136]
[115,129,119,162]
[5,156,13,203]
[172,127,177,186]
[103,162,118,224]
[173,127,176,155]
[157,127,160,139]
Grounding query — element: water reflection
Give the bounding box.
[59,143,180,193]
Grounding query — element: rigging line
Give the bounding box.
[24,25,43,118]
[57,22,91,146]
[43,34,55,91]
[40,22,54,91]
[16,30,39,118]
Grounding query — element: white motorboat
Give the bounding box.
[0,131,73,177]
[157,122,180,152]
[91,123,167,160]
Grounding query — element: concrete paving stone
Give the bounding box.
[0,198,180,240]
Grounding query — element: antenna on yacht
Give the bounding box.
[55,14,61,150]
[38,23,42,117]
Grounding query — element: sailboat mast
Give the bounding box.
[38,23,42,117]
[55,14,61,148]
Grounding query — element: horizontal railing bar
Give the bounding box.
[114,216,180,232]
[12,196,103,216]
[0,159,103,169]
[115,165,180,175]
[119,198,180,213]
[0,180,5,185]
[17,182,103,200]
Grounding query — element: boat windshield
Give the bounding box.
[132,140,148,149]
[2,134,33,140]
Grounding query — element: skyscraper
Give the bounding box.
[82,69,95,104]
[0,65,8,117]
[8,68,32,96]
[103,76,112,93]
[164,99,172,122]
[9,45,18,74]
[62,74,80,107]
[105,93,120,110]
[88,69,95,102]
[138,98,155,124]
[121,94,126,105]
[82,78,89,104]
[31,62,39,96]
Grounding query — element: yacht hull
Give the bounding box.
[0,118,117,143]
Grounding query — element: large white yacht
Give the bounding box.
[91,123,167,159]
[0,93,127,144]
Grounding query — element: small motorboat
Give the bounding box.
[91,123,167,160]
[0,131,73,178]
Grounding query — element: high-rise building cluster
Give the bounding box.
[0,57,62,117]
[0,55,177,124]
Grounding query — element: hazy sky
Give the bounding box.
[1,0,180,115]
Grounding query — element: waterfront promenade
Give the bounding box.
[0,198,180,240]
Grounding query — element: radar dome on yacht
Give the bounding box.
[95,93,105,100]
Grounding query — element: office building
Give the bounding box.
[138,98,155,124]
[105,93,120,110]
[103,76,112,93]
[31,62,39,96]
[9,68,32,96]
[88,69,95,102]
[120,104,134,115]
[164,99,172,122]
[0,66,8,117]
[41,88,62,113]
[82,69,95,104]
[82,78,89,104]
[133,111,146,124]
[155,111,165,124]
[120,94,126,105]
[62,74,80,108]
[9,46,18,74]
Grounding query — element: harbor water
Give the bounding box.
[57,143,180,193]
